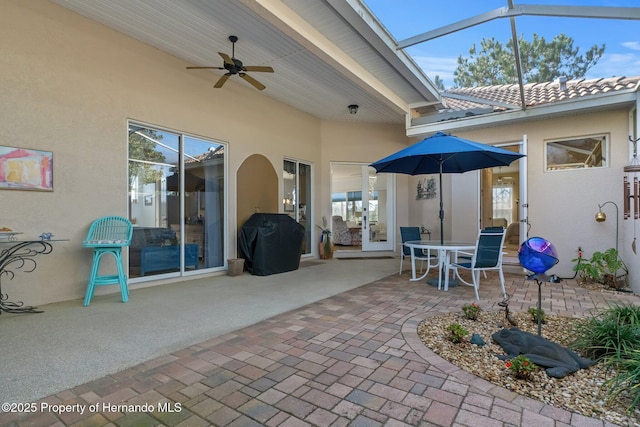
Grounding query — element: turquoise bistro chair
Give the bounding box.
[82,216,133,306]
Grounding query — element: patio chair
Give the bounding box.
[332,216,353,246]
[446,227,507,300]
[399,226,436,275]
[82,216,133,306]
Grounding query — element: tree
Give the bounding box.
[453,33,605,87]
[128,130,167,186]
[433,75,445,91]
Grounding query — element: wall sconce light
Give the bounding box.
[595,201,619,251]
[348,104,359,115]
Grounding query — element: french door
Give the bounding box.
[480,136,528,247]
[331,163,394,252]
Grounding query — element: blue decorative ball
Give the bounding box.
[518,237,559,274]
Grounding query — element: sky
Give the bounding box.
[363,0,640,89]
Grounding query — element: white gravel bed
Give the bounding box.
[417,310,640,426]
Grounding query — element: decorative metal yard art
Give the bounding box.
[625,136,640,254]
[498,296,518,327]
[494,237,596,379]
[518,237,560,336]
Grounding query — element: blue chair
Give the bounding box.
[399,226,436,275]
[446,227,507,300]
[82,216,133,306]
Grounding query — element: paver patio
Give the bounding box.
[2,266,637,427]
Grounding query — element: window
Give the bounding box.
[545,134,608,171]
[331,191,363,223]
[128,122,226,279]
[492,182,513,224]
[283,159,312,255]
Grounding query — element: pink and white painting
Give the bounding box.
[0,146,53,191]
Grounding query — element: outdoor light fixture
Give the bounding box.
[595,201,619,251]
[348,104,359,115]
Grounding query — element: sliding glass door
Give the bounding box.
[128,122,226,279]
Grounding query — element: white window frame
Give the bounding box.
[544,133,609,172]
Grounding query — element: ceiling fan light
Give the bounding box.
[187,35,271,90]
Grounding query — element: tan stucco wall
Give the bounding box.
[1,0,410,306]
[0,0,320,305]
[452,110,638,291]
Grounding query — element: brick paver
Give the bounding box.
[2,270,638,426]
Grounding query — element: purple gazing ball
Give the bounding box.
[518,237,559,274]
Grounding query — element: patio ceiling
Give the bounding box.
[49,0,640,130]
[50,0,441,125]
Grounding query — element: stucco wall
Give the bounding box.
[1,0,410,306]
[453,110,638,291]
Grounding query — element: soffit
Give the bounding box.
[50,0,440,124]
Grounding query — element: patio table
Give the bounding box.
[404,240,475,290]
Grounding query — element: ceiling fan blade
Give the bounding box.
[186,66,224,70]
[240,73,266,91]
[218,52,234,65]
[242,66,274,73]
[214,74,231,88]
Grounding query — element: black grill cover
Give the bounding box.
[239,213,304,276]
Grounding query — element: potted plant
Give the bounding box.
[573,248,628,290]
[316,216,334,259]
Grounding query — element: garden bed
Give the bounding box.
[418,310,638,426]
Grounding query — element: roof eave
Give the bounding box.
[327,0,442,104]
[406,91,638,137]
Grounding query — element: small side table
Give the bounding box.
[0,238,67,314]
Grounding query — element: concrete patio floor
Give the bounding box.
[1,257,639,426]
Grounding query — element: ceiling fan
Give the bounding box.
[186,35,274,90]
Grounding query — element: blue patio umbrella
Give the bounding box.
[370,132,525,244]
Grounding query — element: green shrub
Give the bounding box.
[571,303,640,413]
[605,349,640,414]
[571,303,640,360]
[572,248,628,289]
[462,303,482,320]
[608,303,640,326]
[505,355,538,380]
[448,323,468,343]
[528,307,546,324]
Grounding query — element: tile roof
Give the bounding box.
[442,75,640,111]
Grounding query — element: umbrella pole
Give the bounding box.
[427,159,453,290]
[438,159,444,245]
